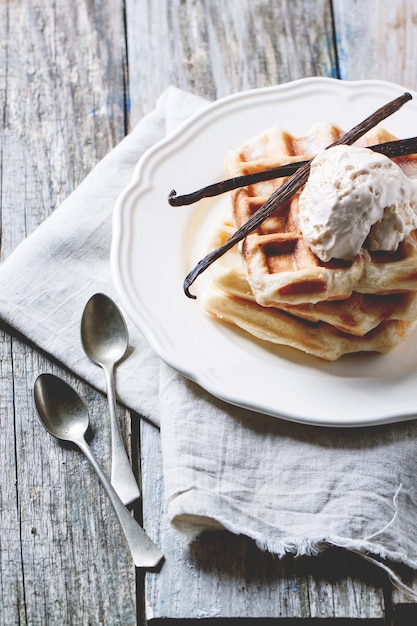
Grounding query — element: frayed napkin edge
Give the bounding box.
[170,512,417,599]
[167,482,417,599]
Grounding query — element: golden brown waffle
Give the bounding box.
[202,285,417,361]
[207,213,417,336]
[225,124,417,306]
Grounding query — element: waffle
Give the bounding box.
[226,123,417,306]
[202,285,417,361]
[207,212,417,336]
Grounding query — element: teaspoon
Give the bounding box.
[81,293,140,505]
[34,373,163,569]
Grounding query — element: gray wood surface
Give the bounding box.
[1,2,137,624]
[127,0,335,124]
[2,0,417,624]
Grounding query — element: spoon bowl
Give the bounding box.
[81,293,140,505]
[34,373,163,569]
[34,373,88,441]
[81,293,128,366]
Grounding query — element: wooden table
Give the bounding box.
[3,1,417,623]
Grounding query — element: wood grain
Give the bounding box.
[126,0,336,127]
[333,0,417,90]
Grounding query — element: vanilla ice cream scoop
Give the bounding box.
[298,144,417,262]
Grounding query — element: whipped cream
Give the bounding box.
[298,144,417,262]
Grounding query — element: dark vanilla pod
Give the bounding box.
[169,136,417,207]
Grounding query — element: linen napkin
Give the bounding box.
[2,86,417,586]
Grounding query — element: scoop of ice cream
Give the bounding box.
[298,144,417,262]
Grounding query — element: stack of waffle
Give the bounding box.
[201,123,417,360]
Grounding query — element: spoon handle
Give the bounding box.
[75,435,163,569]
[103,363,141,506]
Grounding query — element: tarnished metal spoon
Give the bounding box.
[81,293,140,506]
[34,373,163,569]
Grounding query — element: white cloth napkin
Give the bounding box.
[2,86,417,582]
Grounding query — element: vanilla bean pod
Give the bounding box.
[169,136,417,207]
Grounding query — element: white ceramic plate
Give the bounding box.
[111,77,417,427]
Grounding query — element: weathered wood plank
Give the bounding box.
[333,0,417,91]
[0,331,26,624]
[2,0,127,228]
[0,1,138,625]
[126,0,337,126]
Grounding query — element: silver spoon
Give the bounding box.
[34,373,163,569]
[81,293,140,506]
